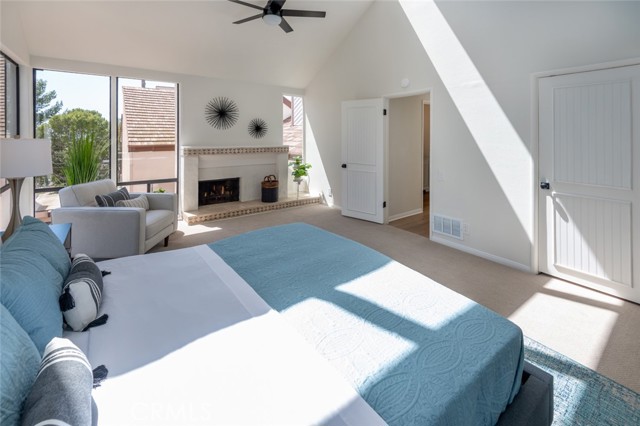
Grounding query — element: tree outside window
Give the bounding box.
[34,70,110,222]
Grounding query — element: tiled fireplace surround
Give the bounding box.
[180,146,290,214]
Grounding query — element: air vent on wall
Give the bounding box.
[432,214,463,240]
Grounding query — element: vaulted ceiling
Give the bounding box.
[4,0,375,88]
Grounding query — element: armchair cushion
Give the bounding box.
[95,187,130,207]
[146,210,175,240]
[59,179,116,207]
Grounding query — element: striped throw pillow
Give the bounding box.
[116,193,149,210]
[59,254,107,332]
[95,187,130,207]
[21,338,94,426]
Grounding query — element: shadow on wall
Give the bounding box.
[304,0,534,269]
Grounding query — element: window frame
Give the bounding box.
[1,51,20,195]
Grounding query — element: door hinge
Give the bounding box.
[383,109,387,116]
[383,201,387,208]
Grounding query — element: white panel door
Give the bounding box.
[341,99,386,223]
[539,64,640,303]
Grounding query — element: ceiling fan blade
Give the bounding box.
[281,9,326,18]
[228,0,264,11]
[279,17,293,33]
[233,13,263,24]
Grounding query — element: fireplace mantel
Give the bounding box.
[181,146,289,156]
[180,145,289,213]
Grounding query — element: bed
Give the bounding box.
[64,223,552,425]
[2,219,552,425]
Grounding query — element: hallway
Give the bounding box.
[389,191,430,237]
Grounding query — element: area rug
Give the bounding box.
[524,336,640,425]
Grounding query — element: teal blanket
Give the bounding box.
[210,223,523,425]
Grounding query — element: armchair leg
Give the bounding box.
[164,236,169,247]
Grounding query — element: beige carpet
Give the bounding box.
[150,203,640,394]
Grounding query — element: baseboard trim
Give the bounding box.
[431,235,532,273]
[388,208,423,222]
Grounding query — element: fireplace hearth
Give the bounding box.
[199,178,240,206]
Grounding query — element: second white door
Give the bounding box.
[538,64,640,303]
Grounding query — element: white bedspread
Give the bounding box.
[64,245,386,426]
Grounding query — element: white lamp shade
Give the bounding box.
[0,138,53,178]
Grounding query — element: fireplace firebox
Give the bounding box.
[198,178,240,206]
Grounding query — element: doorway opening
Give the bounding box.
[388,94,431,238]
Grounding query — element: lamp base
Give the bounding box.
[1,177,25,242]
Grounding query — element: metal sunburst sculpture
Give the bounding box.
[205,97,239,130]
[248,118,268,139]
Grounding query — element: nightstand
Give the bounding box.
[50,223,72,256]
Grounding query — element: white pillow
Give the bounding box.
[116,193,149,210]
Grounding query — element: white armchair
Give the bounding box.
[51,179,178,259]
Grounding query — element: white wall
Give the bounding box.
[388,94,424,220]
[180,75,302,147]
[305,0,640,271]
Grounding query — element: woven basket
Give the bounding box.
[261,175,278,189]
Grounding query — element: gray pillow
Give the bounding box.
[21,338,94,426]
[116,194,149,210]
[95,187,130,207]
[59,254,107,332]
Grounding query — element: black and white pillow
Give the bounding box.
[95,187,130,207]
[59,254,107,332]
[21,338,94,426]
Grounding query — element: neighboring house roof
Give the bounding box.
[283,123,302,158]
[122,86,176,150]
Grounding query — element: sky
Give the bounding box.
[37,70,175,121]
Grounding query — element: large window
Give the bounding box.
[33,69,110,221]
[117,78,177,193]
[32,71,179,221]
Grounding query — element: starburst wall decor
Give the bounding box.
[205,97,239,130]
[248,118,268,139]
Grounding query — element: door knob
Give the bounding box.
[540,181,550,190]
[341,164,347,169]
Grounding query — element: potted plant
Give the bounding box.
[63,132,107,186]
[289,156,312,182]
[289,156,312,199]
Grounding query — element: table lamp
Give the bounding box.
[0,138,53,242]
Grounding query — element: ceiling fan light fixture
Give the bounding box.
[263,13,282,26]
